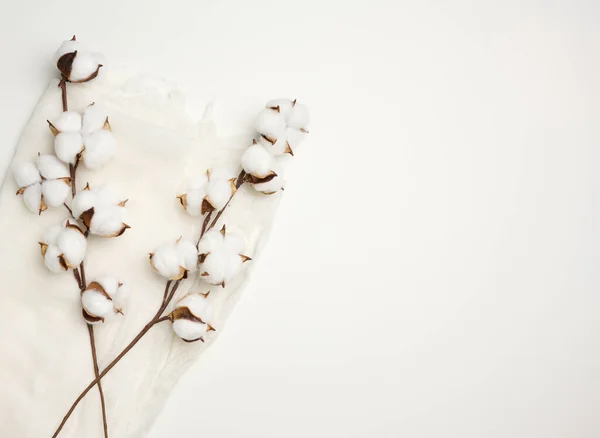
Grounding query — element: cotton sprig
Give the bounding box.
[198,225,251,288]
[169,292,215,343]
[14,154,71,214]
[71,184,130,237]
[39,221,87,273]
[256,98,309,156]
[54,36,104,83]
[177,169,237,216]
[48,103,116,169]
[149,237,198,281]
[81,275,129,324]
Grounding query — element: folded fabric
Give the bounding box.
[0,70,283,437]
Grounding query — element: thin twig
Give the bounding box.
[60,78,109,437]
[88,325,108,438]
[60,79,68,112]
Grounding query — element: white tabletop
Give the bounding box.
[1,1,599,437]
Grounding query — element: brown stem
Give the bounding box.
[52,306,172,437]
[79,262,87,288]
[60,79,68,112]
[197,211,213,247]
[88,325,108,438]
[60,77,109,437]
[53,171,246,436]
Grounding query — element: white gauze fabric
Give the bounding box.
[0,71,283,437]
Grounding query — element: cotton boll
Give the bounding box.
[43,225,64,246]
[176,294,213,322]
[172,318,209,342]
[36,154,70,180]
[176,239,199,272]
[223,233,245,254]
[179,190,205,216]
[43,245,68,273]
[150,243,185,280]
[197,229,225,255]
[53,39,80,65]
[70,52,102,83]
[22,183,42,214]
[254,175,284,194]
[206,178,234,210]
[52,111,82,133]
[241,144,274,178]
[81,288,113,320]
[82,104,109,134]
[71,189,97,219]
[82,130,116,170]
[256,108,286,140]
[259,133,290,157]
[55,132,84,165]
[286,127,307,152]
[253,158,285,194]
[266,98,294,118]
[41,179,70,207]
[89,205,127,237]
[198,227,249,287]
[112,282,129,310]
[56,226,87,267]
[96,275,120,297]
[14,162,41,188]
[287,103,310,130]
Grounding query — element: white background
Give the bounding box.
[1,1,600,437]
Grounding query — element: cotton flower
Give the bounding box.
[81,275,129,324]
[169,292,215,343]
[39,221,87,273]
[14,154,71,214]
[71,184,130,237]
[241,141,285,195]
[149,237,199,280]
[256,98,310,156]
[54,36,103,83]
[177,169,237,216]
[198,225,251,288]
[48,104,116,168]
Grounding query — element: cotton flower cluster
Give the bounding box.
[177,169,237,216]
[256,98,309,156]
[198,225,250,288]
[169,292,215,343]
[81,275,128,324]
[54,36,103,83]
[149,237,199,281]
[241,98,310,195]
[39,221,87,273]
[72,184,129,237]
[14,154,71,214]
[48,104,116,169]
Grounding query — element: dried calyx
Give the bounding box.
[169,292,215,342]
[197,225,251,288]
[149,236,198,280]
[14,154,71,214]
[47,103,116,169]
[54,35,104,83]
[39,221,87,273]
[177,169,237,217]
[71,184,129,237]
[81,275,128,324]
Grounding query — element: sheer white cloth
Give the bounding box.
[0,72,281,437]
